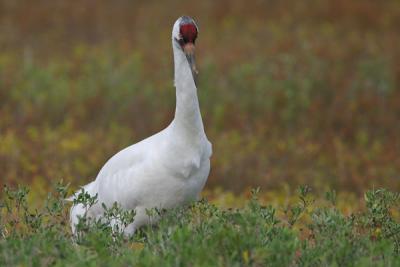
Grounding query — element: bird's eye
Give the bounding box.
[176,37,185,47]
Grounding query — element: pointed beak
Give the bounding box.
[183,43,198,80]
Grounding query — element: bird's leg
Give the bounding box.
[123,223,136,237]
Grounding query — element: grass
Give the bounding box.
[1,183,400,266]
[0,0,400,193]
[1,1,400,265]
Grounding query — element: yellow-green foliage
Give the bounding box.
[1,1,400,194]
[1,184,399,266]
[1,2,400,265]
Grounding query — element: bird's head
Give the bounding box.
[172,16,199,78]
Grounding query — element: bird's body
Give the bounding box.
[69,16,211,236]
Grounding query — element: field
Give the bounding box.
[1,184,400,266]
[1,0,400,266]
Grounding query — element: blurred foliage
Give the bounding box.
[0,0,400,193]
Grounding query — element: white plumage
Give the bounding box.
[69,16,212,236]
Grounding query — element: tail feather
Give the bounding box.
[66,181,97,201]
[68,181,98,235]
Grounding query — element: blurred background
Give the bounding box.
[0,0,399,199]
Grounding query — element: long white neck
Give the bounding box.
[171,40,205,137]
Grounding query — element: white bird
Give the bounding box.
[69,16,212,236]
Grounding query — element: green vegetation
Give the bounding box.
[1,1,399,193]
[1,1,399,265]
[1,184,399,266]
